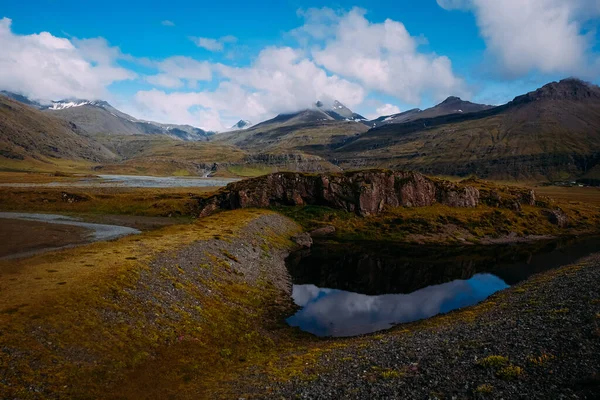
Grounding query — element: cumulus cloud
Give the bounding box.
[145,56,211,88]
[306,8,468,104]
[0,17,135,101]
[191,35,237,52]
[134,9,470,129]
[161,20,175,27]
[134,47,366,131]
[437,0,600,77]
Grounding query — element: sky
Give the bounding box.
[1,0,599,131]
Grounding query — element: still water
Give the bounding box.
[286,237,600,337]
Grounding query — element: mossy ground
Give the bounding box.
[0,186,215,217]
[2,174,600,398]
[0,209,309,398]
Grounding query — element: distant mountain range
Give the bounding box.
[2,78,600,181]
[0,91,214,141]
[333,78,600,180]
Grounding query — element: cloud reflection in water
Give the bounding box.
[287,273,508,337]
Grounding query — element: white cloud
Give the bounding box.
[145,56,212,88]
[0,17,135,101]
[145,73,184,89]
[161,20,175,27]
[437,0,600,77]
[217,47,365,112]
[134,47,366,131]
[306,8,468,104]
[134,10,470,129]
[191,35,237,52]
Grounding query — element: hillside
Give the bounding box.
[0,96,116,172]
[333,79,600,180]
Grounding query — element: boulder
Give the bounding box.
[292,232,313,249]
[545,209,569,228]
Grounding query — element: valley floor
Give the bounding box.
[1,173,600,399]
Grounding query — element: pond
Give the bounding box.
[286,236,600,337]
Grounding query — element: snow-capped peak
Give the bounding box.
[47,100,107,110]
[232,120,252,129]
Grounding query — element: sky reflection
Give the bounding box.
[287,273,508,337]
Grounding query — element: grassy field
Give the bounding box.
[535,186,600,206]
[0,186,216,217]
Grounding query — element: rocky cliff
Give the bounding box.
[196,170,480,217]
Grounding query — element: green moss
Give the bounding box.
[496,365,523,380]
[477,355,509,369]
[475,384,494,394]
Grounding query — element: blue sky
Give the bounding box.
[1,0,599,130]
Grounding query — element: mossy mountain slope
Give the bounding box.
[0,96,116,170]
[334,79,600,180]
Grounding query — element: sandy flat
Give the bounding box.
[0,218,92,258]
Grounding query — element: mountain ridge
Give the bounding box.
[332,78,600,180]
[0,91,214,142]
[366,96,494,128]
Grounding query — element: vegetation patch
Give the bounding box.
[474,384,494,394]
[477,355,509,369]
[496,365,524,380]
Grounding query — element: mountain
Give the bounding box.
[214,100,369,154]
[45,99,214,141]
[366,97,493,128]
[333,78,600,180]
[250,100,365,130]
[0,92,214,141]
[0,95,116,171]
[368,108,423,128]
[231,120,252,130]
[316,100,366,121]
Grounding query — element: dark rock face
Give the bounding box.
[196,170,480,217]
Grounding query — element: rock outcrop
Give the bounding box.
[196,170,480,217]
